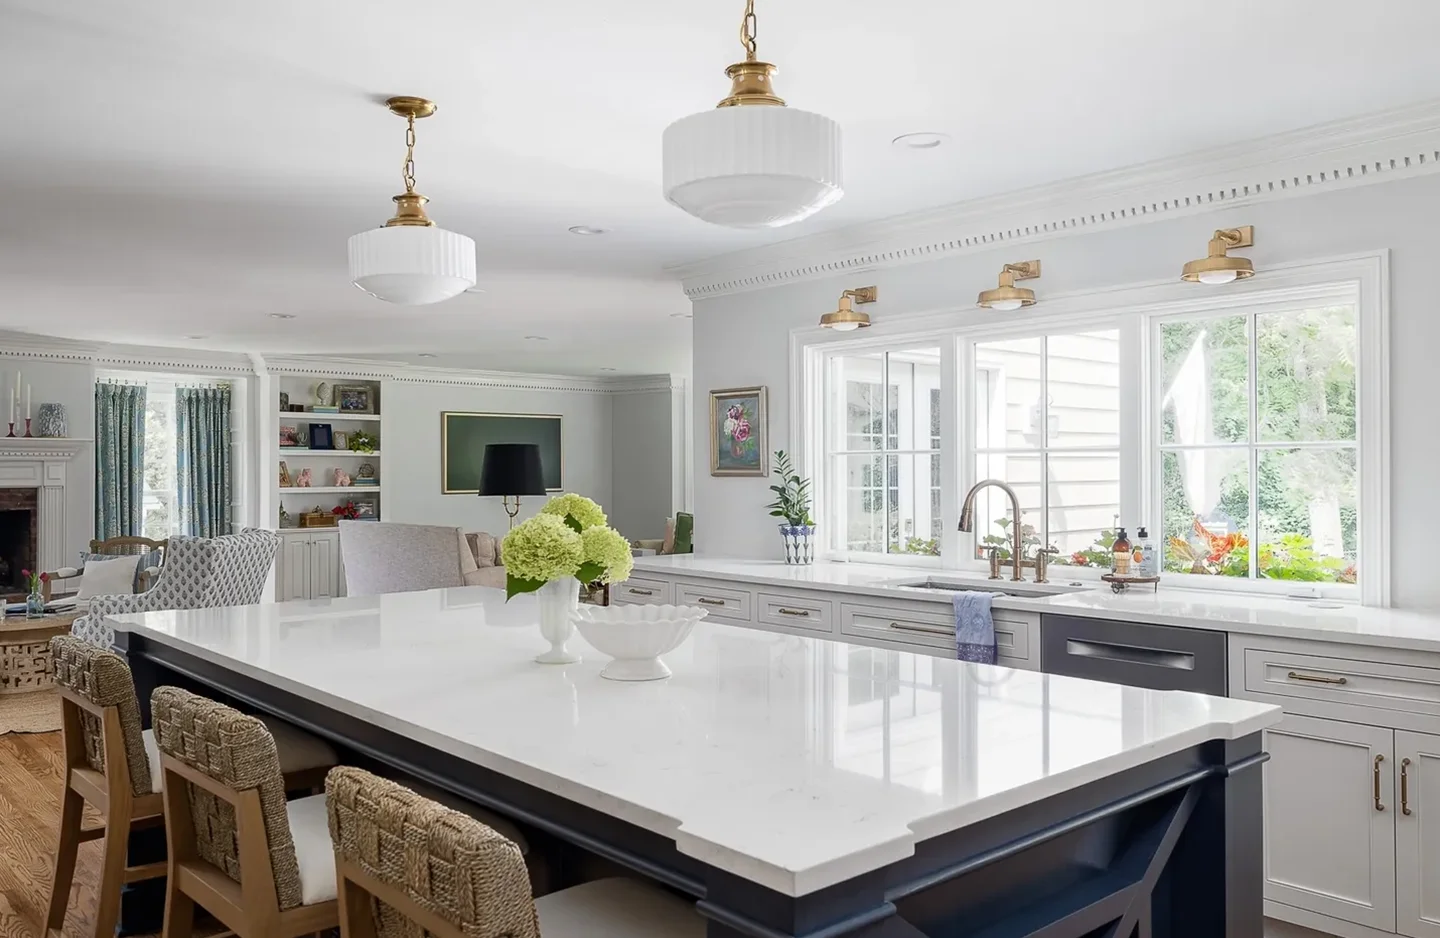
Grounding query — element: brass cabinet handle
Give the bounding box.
[777,608,810,617]
[1402,758,1413,816]
[1287,670,1348,686]
[627,587,654,596]
[1375,755,1386,812]
[888,621,952,637]
[695,597,726,607]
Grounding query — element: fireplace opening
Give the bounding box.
[0,488,39,595]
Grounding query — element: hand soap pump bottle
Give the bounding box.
[1111,527,1132,575]
[1136,527,1157,577]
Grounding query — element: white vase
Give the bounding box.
[534,578,581,664]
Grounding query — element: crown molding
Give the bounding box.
[672,99,1440,300]
[394,367,682,395]
[0,332,254,374]
[0,438,91,459]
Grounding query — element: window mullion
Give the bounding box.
[1247,313,1260,580]
[1039,336,1050,549]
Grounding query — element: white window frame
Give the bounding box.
[792,251,1389,605]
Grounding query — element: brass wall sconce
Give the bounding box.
[977,261,1041,311]
[1182,226,1255,284]
[819,286,877,331]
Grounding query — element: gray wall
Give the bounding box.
[692,173,1440,608]
[609,389,677,541]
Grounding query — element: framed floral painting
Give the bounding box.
[709,386,768,477]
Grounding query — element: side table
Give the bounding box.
[0,612,82,694]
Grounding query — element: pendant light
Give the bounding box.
[662,0,842,229]
[976,261,1041,311]
[348,97,477,305]
[819,287,876,331]
[1182,226,1255,284]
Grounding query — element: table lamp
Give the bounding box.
[478,443,547,527]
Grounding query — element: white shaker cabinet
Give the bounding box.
[1263,713,1396,932]
[1397,730,1440,938]
[275,530,342,601]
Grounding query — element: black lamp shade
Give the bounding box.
[478,443,547,496]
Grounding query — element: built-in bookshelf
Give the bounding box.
[276,377,382,529]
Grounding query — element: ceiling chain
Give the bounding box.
[402,116,418,194]
[740,0,757,61]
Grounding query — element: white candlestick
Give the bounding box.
[24,384,30,420]
[6,388,11,426]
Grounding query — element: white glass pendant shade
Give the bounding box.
[828,321,861,332]
[988,299,1025,312]
[663,105,842,228]
[1197,269,1240,285]
[348,225,477,305]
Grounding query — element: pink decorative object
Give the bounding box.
[295,468,313,488]
[333,468,353,487]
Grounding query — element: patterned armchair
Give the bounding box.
[71,529,280,648]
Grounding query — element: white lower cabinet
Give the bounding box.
[1397,730,1440,938]
[1263,714,1396,932]
[276,531,342,601]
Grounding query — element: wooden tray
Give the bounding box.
[1100,573,1160,594]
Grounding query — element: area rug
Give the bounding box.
[0,688,62,734]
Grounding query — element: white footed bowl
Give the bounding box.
[572,604,708,681]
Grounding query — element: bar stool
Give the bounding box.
[44,636,338,938]
[326,766,703,938]
[151,686,341,938]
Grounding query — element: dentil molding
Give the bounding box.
[671,99,1440,299]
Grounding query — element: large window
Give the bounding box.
[803,261,1384,601]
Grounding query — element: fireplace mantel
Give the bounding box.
[0,438,90,573]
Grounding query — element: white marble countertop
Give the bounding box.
[108,586,1277,896]
[634,555,1440,654]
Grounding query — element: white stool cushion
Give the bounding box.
[403,780,531,855]
[535,878,703,937]
[142,717,337,793]
[286,794,337,905]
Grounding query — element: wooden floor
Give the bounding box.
[0,730,106,938]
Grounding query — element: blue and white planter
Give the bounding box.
[779,524,816,565]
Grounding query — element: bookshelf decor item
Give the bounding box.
[309,423,334,450]
[337,384,374,414]
[334,431,349,450]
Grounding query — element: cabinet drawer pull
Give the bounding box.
[777,607,811,617]
[627,587,654,596]
[1287,670,1348,686]
[1375,755,1386,812]
[695,597,726,607]
[1402,758,1413,816]
[888,621,952,637]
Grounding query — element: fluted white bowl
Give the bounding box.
[572,604,707,681]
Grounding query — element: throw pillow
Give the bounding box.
[467,532,498,568]
[133,548,163,592]
[76,554,142,600]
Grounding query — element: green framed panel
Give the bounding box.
[442,412,563,494]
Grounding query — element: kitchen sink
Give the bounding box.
[884,577,1090,598]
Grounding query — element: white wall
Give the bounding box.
[380,380,615,535]
[609,389,677,541]
[0,360,96,558]
[692,173,1440,608]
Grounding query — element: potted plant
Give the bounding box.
[766,451,816,564]
[501,494,634,664]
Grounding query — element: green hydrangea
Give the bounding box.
[580,525,634,584]
[501,514,582,597]
[540,493,607,531]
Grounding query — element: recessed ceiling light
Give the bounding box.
[524,335,549,341]
[599,367,617,372]
[669,312,693,319]
[568,226,609,236]
[184,334,207,340]
[416,353,437,359]
[269,313,296,320]
[891,132,950,150]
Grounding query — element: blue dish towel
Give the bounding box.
[954,591,999,663]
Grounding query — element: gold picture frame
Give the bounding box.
[441,411,564,494]
[709,386,768,477]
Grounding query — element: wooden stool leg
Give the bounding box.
[160,871,195,938]
[45,785,84,933]
[93,816,130,938]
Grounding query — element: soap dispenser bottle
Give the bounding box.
[1136,527,1157,577]
[1111,527,1132,575]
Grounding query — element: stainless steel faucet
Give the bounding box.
[958,478,1056,583]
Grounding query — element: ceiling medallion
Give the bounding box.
[347,96,477,306]
[662,0,843,229]
[977,261,1041,311]
[1182,226,1256,284]
[819,286,876,331]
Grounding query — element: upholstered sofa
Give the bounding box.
[464,531,506,590]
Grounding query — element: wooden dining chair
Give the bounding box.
[326,766,703,938]
[151,686,339,938]
[45,635,168,938]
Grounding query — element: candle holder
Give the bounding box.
[23,418,32,438]
[5,422,14,438]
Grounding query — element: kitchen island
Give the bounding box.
[109,586,1279,938]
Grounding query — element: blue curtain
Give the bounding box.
[95,382,147,540]
[176,385,232,537]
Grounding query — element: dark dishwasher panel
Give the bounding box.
[1040,614,1227,695]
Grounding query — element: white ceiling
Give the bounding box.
[3,0,1440,375]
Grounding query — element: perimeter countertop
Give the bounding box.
[106,586,1277,896]
[632,555,1440,654]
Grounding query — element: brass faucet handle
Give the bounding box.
[979,545,1005,580]
[1032,545,1059,584]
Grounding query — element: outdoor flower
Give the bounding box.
[579,526,634,584]
[540,493,608,531]
[502,514,583,597]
